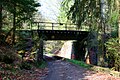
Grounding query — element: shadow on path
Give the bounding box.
[40,55,120,80]
[42,60,93,80]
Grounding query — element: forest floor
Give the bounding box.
[0,58,120,80]
[0,45,49,80]
[41,59,120,80]
[0,62,48,80]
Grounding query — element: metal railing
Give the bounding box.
[31,22,79,31]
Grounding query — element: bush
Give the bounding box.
[20,61,32,70]
[32,60,46,68]
[0,46,21,64]
[106,38,120,71]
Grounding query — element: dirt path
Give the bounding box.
[41,60,120,80]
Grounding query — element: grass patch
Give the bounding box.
[39,61,47,68]
[66,59,92,68]
[33,61,47,69]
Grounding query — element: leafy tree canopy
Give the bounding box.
[0,0,40,25]
[62,0,100,28]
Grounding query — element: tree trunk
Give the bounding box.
[118,20,120,43]
[0,4,2,31]
[116,1,120,43]
[37,39,44,62]
[12,4,16,45]
[100,0,107,63]
[5,28,14,40]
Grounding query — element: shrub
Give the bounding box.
[0,46,21,64]
[106,38,120,71]
[32,60,46,68]
[20,61,32,70]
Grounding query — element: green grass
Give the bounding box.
[34,61,47,69]
[66,59,92,68]
[39,61,47,68]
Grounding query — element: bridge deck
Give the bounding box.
[37,30,88,40]
[18,30,89,40]
[17,22,89,40]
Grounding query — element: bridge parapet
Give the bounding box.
[31,22,79,31]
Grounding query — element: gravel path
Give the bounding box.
[41,60,120,80]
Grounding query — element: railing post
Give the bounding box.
[30,22,32,30]
[65,24,67,30]
[38,22,40,30]
[30,22,33,37]
[52,23,54,30]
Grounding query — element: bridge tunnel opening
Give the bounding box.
[16,30,91,64]
[43,40,87,62]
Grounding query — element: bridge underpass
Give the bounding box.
[17,22,89,61]
[32,22,89,61]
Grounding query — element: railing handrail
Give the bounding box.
[32,21,79,31]
[32,21,78,25]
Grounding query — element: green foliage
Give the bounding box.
[15,31,41,62]
[108,11,119,28]
[111,29,118,38]
[107,0,119,28]
[66,59,91,68]
[20,60,46,70]
[58,0,73,23]
[20,61,32,70]
[62,0,100,29]
[106,38,120,71]
[107,0,119,38]
[15,31,31,50]
[33,61,47,69]
[1,0,40,26]
[0,0,40,44]
[87,31,98,49]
